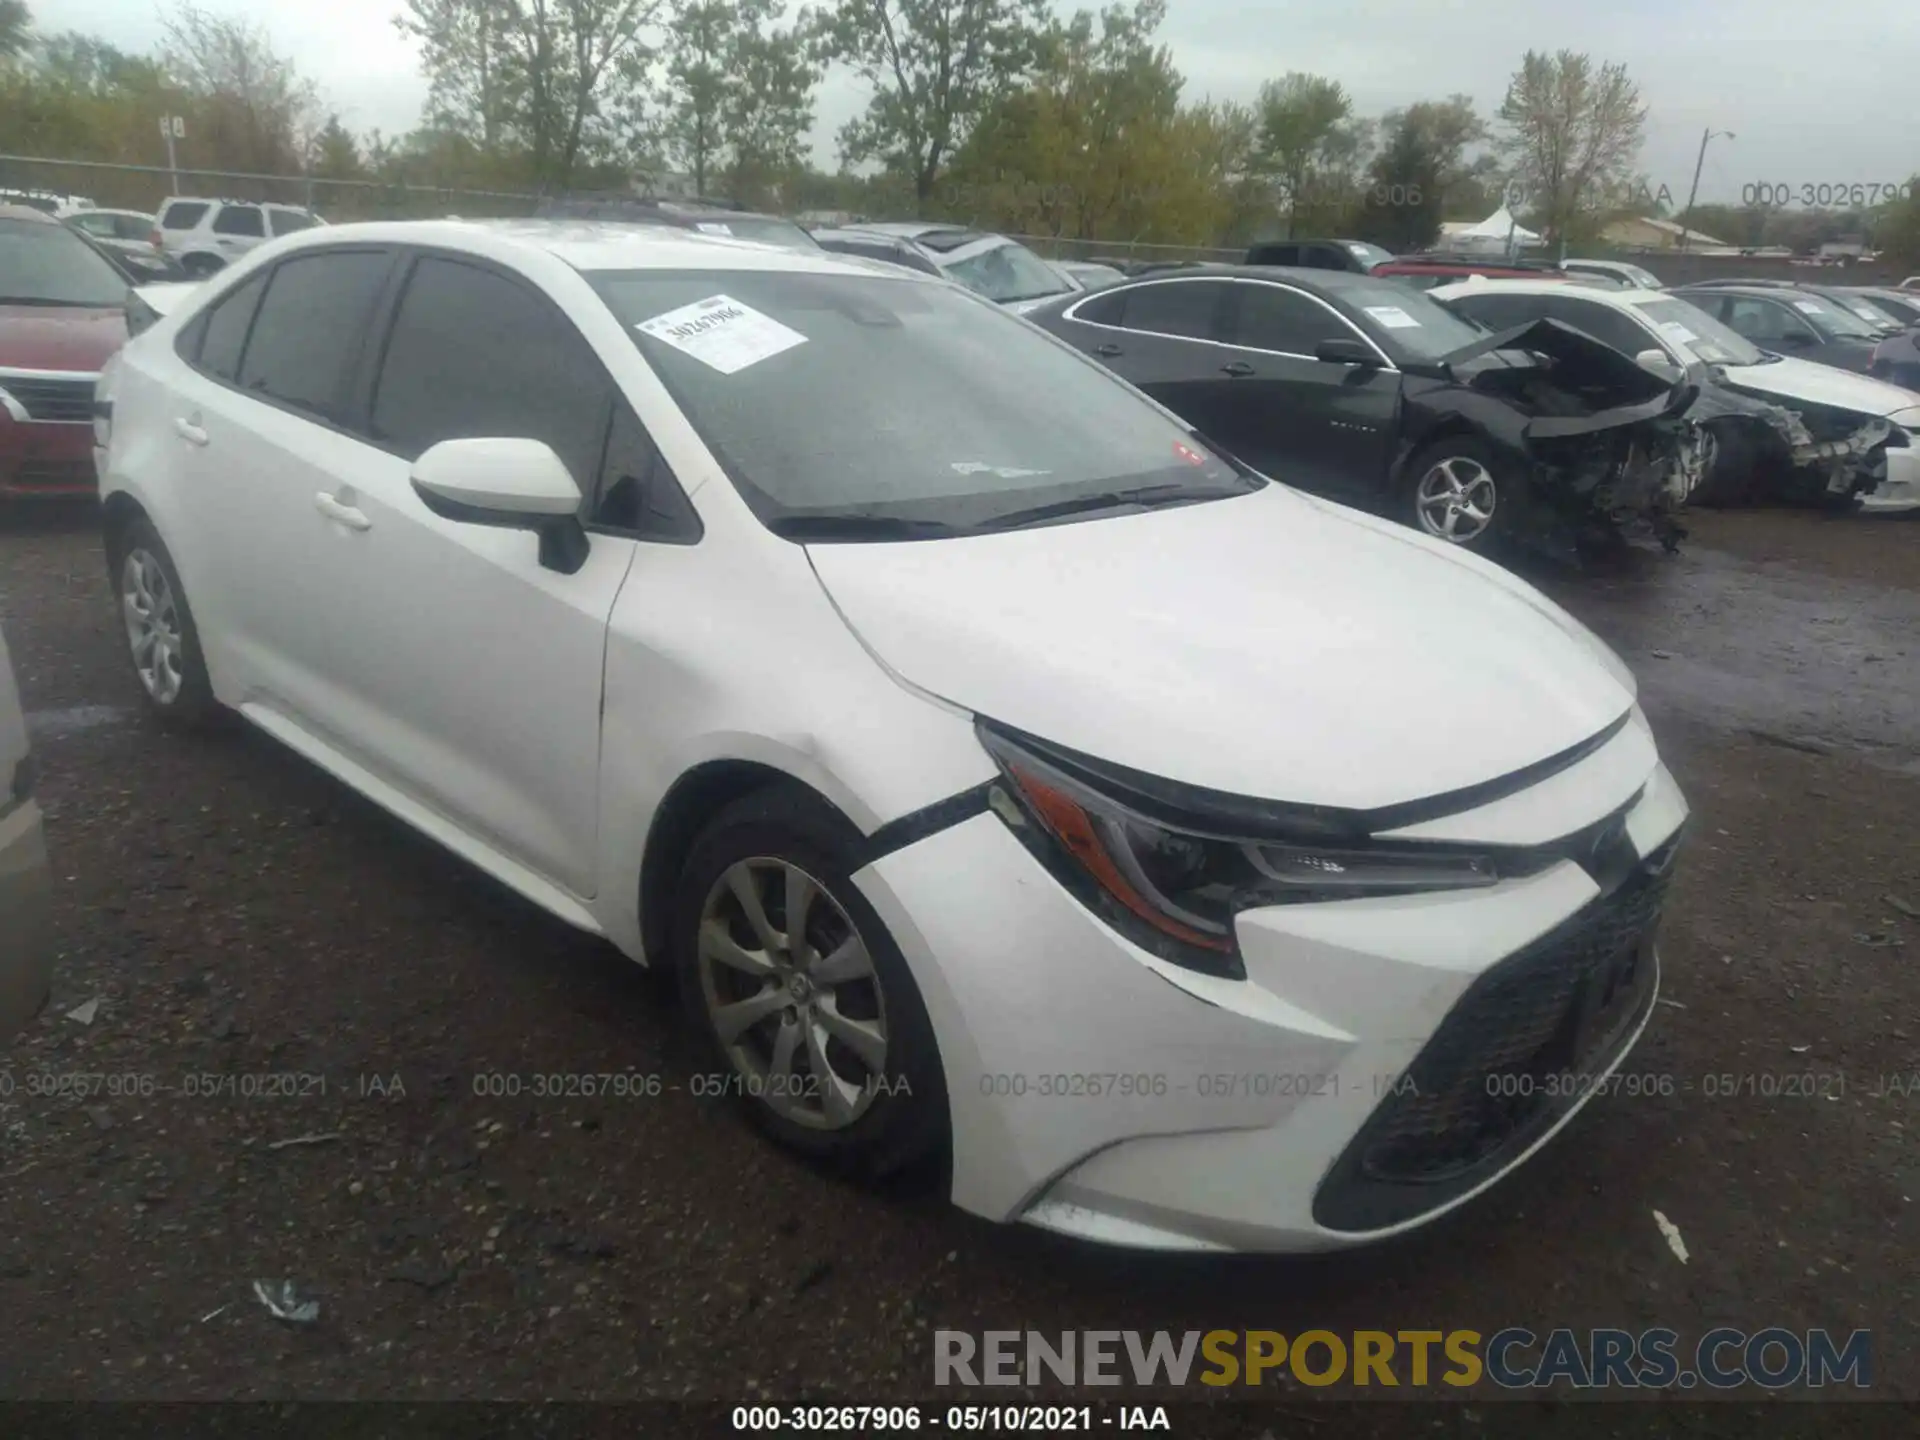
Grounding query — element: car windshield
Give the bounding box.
[591,269,1259,537]
[0,216,129,306]
[1638,298,1767,367]
[1333,278,1490,358]
[1786,294,1877,338]
[1829,292,1900,327]
[1344,241,1394,269]
[939,239,1075,304]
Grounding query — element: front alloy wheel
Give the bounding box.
[696,857,889,1131]
[1415,456,1499,543]
[121,547,185,705]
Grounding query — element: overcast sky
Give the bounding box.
[51,0,1920,208]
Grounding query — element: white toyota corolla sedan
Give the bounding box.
[93,220,1688,1253]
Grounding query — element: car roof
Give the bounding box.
[243,217,916,278]
[1428,277,1663,308]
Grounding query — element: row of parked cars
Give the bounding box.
[0,204,1699,1258]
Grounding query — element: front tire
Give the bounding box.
[111,519,220,728]
[671,784,947,1181]
[1398,436,1509,550]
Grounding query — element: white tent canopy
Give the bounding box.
[1439,206,1543,253]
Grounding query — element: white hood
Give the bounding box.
[1721,354,1920,420]
[807,487,1633,811]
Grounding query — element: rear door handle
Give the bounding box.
[1094,343,1123,357]
[314,491,371,531]
[1220,361,1256,378]
[173,416,208,446]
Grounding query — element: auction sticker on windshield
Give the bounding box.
[637,294,807,374]
[1656,321,1698,344]
[1364,305,1421,329]
[695,222,733,235]
[1791,300,1826,314]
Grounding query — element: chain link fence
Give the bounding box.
[0,154,542,223]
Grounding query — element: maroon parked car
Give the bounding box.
[0,204,128,500]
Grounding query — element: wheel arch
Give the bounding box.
[637,759,861,966]
[100,490,151,576]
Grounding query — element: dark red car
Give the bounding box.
[1369,253,1576,291]
[0,205,128,500]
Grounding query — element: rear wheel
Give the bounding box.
[1399,437,1509,550]
[672,784,947,1181]
[110,519,221,728]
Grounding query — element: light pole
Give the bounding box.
[1680,127,1734,253]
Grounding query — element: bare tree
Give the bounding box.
[161,4,327,177]
[1497,49,1647,249]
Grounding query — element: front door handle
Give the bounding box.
[1220,361,1256,378]
[173,416,208,446]
[1094,343,1123,357]
[314,491,371,531]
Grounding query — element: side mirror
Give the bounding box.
[1635,348,1682,379]
[410,436,590,574]
[1316,337,1377,366]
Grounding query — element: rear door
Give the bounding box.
[1054,278,1241,449]
[1217,278,1400,496]
[208,204,267,261]
[175,248,399,710]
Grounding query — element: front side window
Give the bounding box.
[71,213,116,237]
[212,205,266,238]
[236,250,391,420]
[115,214,154,241]
[1534,297,1653,355]
[369,256,612,490]
[591,269,1256,537]
[1230,283,1354,353]
[1788,295,1876,339]
[193,271,269,381]
[0,217,128,306]
[1722,297,1816,346]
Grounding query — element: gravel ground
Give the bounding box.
[1,503,1916,1426]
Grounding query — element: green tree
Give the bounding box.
[312,114,364,180]
[1249,72,1372,238]
[1496,49,1646,250]
[0,0,32,60]
[162,2,327,176]
[1358,95,1486,250]
[725,7,817,206]
[812,0,1049,208]
[657,0,734,195]
[1873,181,1920,271]
[398,0,661,189]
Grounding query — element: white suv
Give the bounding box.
[155,198,323,276]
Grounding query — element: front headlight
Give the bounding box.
[978,724,1501,979]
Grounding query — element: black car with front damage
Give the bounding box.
[1021,265,1703,559]
[1431,279,1920,514]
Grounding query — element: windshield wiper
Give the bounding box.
[766,512,965,542]
[972,481,1251,533]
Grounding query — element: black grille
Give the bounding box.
[7,458,95,493]
[1314,836,1679,1233]
[4,375,95,423]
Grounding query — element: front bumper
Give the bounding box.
[0,417,97,498]
[1859,443,1920,513]
[855,715,1688,1253]
[0,796,57,1044]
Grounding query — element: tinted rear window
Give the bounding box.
[159,202,209,230]
[237,250,391,420]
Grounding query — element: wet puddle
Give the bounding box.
[1540,545,1920,767]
